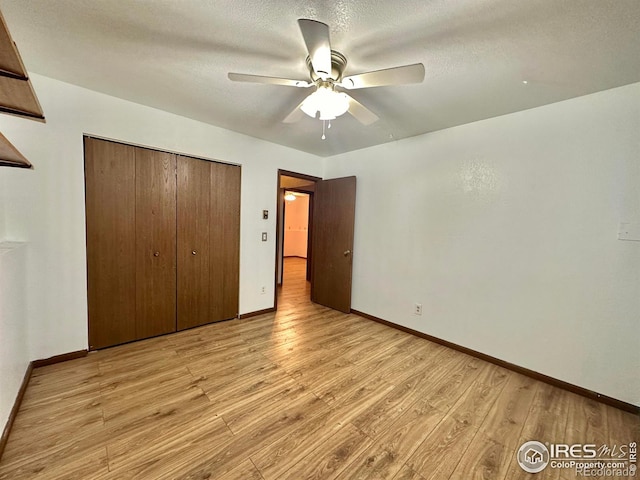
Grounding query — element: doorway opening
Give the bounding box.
[283,190,310,283]
[275,170,320,310]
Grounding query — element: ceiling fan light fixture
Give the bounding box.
[228,19,422,130]
[301,85,350,120]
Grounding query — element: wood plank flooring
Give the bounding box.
[1,257,637,479]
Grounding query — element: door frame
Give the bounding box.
[274,169,321,310]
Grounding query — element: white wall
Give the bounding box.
[0,74,322,368]
[324,83,640,406]
[0,174,5,240]
[0,242,29,433]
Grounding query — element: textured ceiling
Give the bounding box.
[2,0,639,157]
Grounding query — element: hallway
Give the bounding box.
[278,256,311,309]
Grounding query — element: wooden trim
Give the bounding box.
[32,349,88,368]
[0,362,33,461]
[284,185,315,194]
[83,135,240,168]
[352,309,640,415]
[275,173,283,308]
[278,170,322,182]
[238,307,276,319]
[275,169,320,310]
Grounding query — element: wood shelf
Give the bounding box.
[0,9,44,122]
[0,8,44,168]
[0,131,31,168]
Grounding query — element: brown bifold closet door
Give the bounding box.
[85,138,137,350]
[210,161,241,322]
[135,148,177,339]
[85,138,240,348]
[177,155,212,330]
[177,157,240,330]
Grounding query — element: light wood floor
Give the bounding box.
[1,257,637,479]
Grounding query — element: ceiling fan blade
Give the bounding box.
[298,19,332,79]
[282,100,307,123]
[346,94,379,125]
[340,63,425,89]
[228,73,311,88]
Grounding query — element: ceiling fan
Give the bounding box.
[228,19,425,130]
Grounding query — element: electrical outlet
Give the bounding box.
[414,303,423,315]
[261,286,266,295]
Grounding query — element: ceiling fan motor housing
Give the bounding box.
[306,50,347,82]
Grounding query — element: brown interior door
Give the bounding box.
[135,148,177,339]
[177,155,211,330]
[209,162,241,321]
[311,176,356,313]
[85,138,137,350]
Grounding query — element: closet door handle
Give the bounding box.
[192,250,197,256]
[153,251,160,257]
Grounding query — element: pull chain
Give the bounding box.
[321,120,326,140]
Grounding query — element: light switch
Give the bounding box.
[261,232,268,242]
[262,210,268,220]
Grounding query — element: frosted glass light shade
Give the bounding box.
[301,86,350,120]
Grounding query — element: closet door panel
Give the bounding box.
[85,138,136,350]
[210,162,241,321]
[135,148,177,339]
[177,155,211,330]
